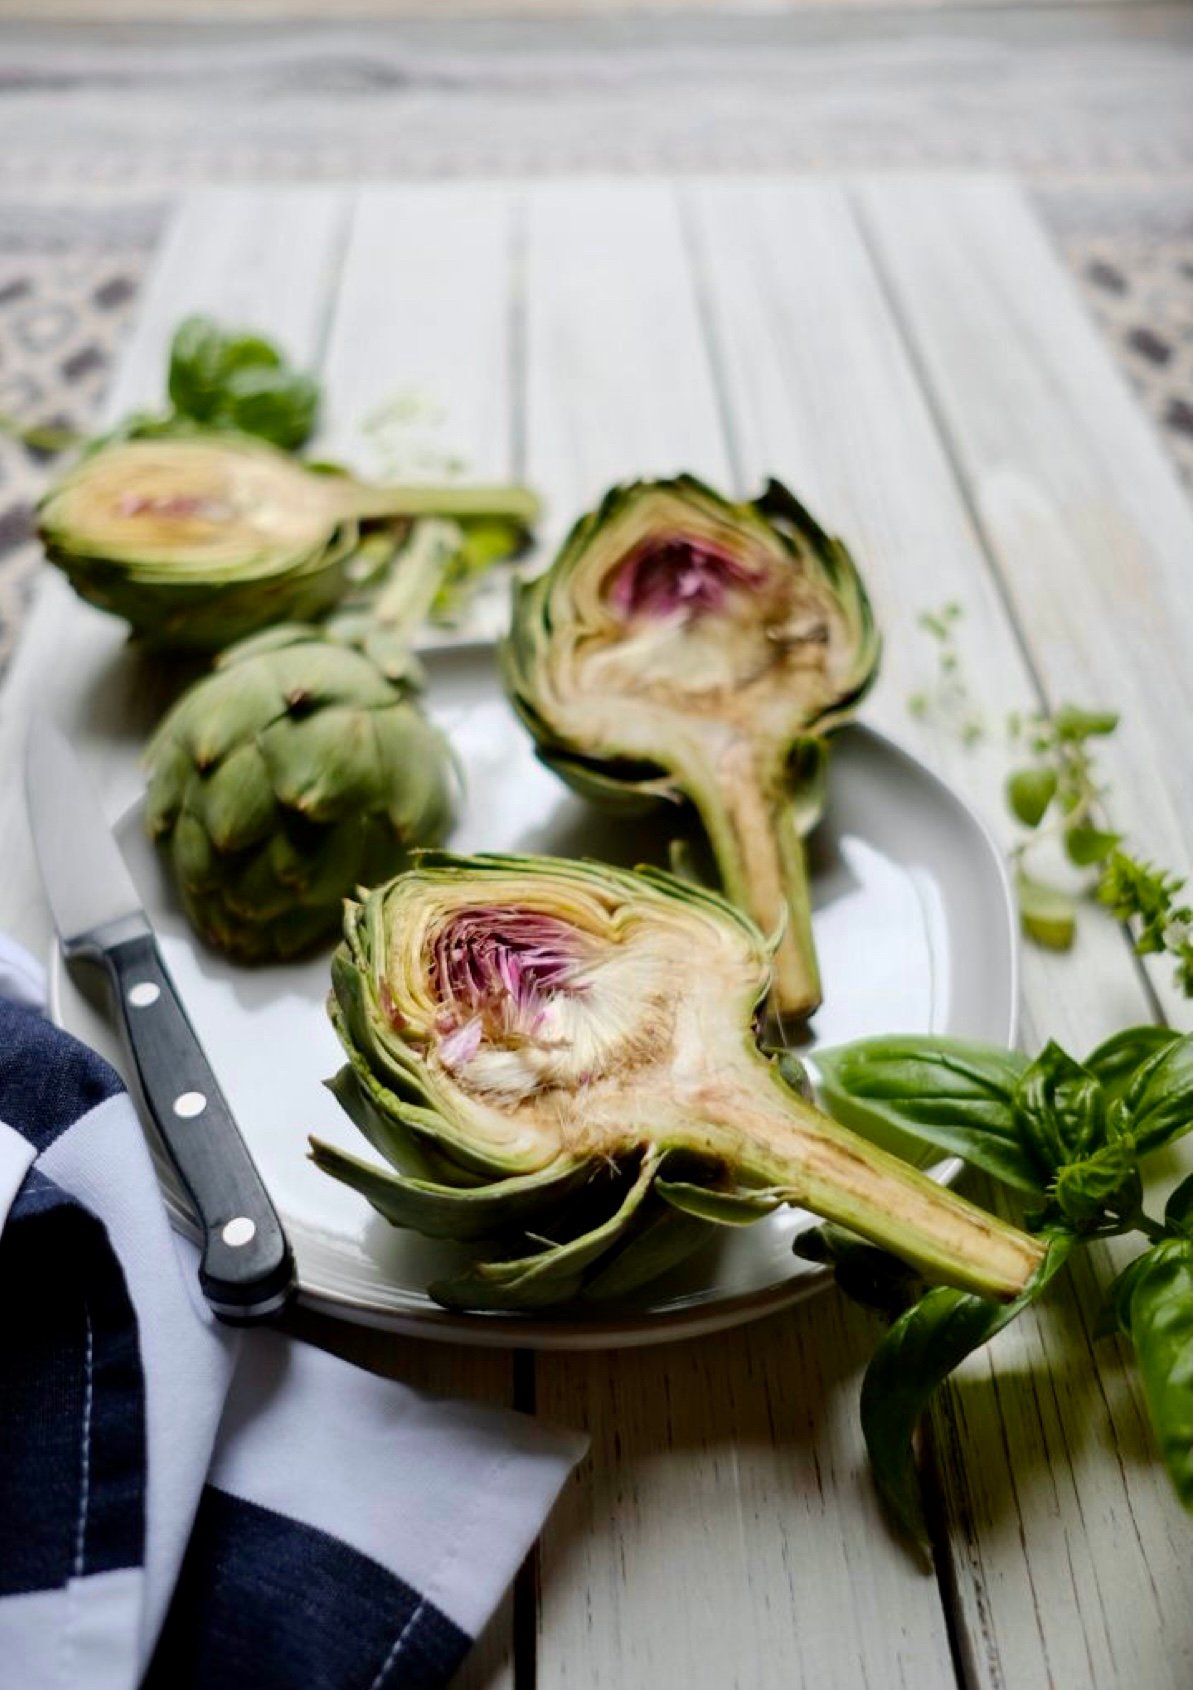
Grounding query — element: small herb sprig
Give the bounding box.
[802,1028,1193,1550]
[907,602,985,747]
[909,603,1192,994]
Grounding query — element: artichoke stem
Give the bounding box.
[683,739,821,1021]
[373,518,462,637]
[334,480,541,526]
[687,1073,1045,1301]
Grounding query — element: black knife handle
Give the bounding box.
[95,931,295,1322]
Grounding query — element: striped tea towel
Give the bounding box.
[0,937,585,1689]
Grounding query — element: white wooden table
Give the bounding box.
[1,175,1190,1690]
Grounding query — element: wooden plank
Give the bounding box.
[523,177,959,1690]
[100,186,350,425]
[854,173,1192,1025]
[684,175,1190,1690]
[317,182,519,643]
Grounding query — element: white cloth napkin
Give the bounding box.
[0,936,584,1689]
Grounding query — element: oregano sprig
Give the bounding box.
[909,603,1192,994]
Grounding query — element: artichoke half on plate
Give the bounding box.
[310,853,1043,1314]
[503,477,880,1021]
[38,432,538,651]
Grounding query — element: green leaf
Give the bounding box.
[794,1223,926,1318]
[1006,766,1058,828]
[1016,871,1077,951]
[1118,1034,1192,1154]
[1065,825,1121,867]
[1052,704,1120,741]
[1164,1175,1193,1238]
[166,314,318,450]
[1084,1027,1186,1104]
[1050,1142,1140,1228]
[1012,1042,1107,1174]
[861,1233,1074,1547]
[1099,1249,1155,1339]
[219,364,319,451]
[1129,1239,1193,1508]
[813,1038,1041,1192]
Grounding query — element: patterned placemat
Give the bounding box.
[1,217,1189,679]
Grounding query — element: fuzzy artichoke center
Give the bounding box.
[423,901,680,1107]
[559,507,856,745]
[372,868,765,1163]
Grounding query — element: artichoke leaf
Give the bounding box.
[429,1154,661,1311]
[308,1136,588,1242]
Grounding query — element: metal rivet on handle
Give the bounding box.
[127,982,160,1008]
[173,1091,207,1118]
[222,1217,257,1248]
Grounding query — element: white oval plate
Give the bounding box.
[52,643,1016,1350]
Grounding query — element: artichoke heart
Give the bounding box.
[38,432,539,651]
[144,624,457,962]
[503,477,880,1022]
[311,853,1043,1313]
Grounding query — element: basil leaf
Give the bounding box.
[166,315,318,450]
[1164,1175,1193,1238]
[1119,1035,1193,1154]
[813,1038,1040,1192]
[1012,1042,1107,1173]
[861,1233,1074,1547]
[1051,1143,1140,1228]
[1129,1239,1193,1509]
[1099,1249,1154,1339]
[218,364,319,451]
[1084,1027,1186,1104]
[793,1223,926,1319]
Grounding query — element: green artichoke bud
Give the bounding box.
[502,477,880,1022]
[143,619,456,962]
[38,432,539,651]
[310,852,1043,1313]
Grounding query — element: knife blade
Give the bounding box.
[25,717,295,1322]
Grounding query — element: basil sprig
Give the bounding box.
[805,1027,1193,1544]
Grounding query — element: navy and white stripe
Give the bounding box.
[0,945,584,1689]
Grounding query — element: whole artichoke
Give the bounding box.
[310,852,1042,1312]
[38,431,538,651]
[144,623,456,962]
[503,476,879,1022]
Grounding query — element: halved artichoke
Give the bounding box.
[38,432,539,651]
[310,853,1042,1313]
[144,617,456,962]
[502,477,879,1022]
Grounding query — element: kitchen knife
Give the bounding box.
[25,717,295,1322]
